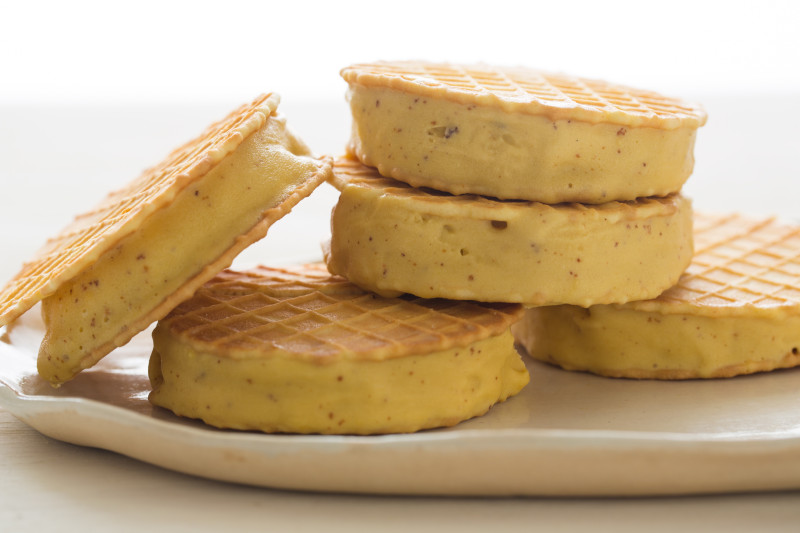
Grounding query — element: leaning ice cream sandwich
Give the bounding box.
[148,264,528,434]
[341,61,707,203]
[325,156,693,306]
[513,213,800,379]
[0,94,332,385]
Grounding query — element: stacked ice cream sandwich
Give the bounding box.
[328,61,800,382]
[327,61,704,307]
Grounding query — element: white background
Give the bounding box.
[2,0,799,104]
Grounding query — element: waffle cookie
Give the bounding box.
[325,157,693,306]
[148,264,528,434]
[0,94,332,385]
[513,213,800,379]
[341,61,706,203]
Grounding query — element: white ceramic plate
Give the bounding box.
[3,308,800,497]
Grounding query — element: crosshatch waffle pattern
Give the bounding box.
[341,61,707,129]
[632,213,800,313]
[0,94,279,327]
[331,156,684,218]
[163,264,524,361]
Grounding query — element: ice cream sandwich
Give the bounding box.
[0,94,332,385]
[513,213,800,379]
[325,157,693,306]
[148,264,528,434]
[341,61,706,203]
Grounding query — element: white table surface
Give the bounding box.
[2,94,800,531]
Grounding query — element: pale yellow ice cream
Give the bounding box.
[325,158,694,306]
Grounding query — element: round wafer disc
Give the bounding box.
[163,263,523,360]
[342,61,706,127]
[633,213,800,315]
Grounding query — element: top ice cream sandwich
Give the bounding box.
[0,94,332,385]
[341,61,707,203]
